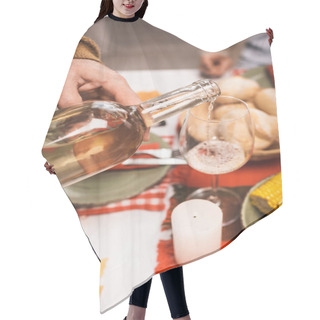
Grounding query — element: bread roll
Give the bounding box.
[249,108,279,143]
[179,100,257,126]
[178,102,211,127]
[216,76,260,104]
[218,109,251,139]
[178,101,279,150]
[213,102,255,120]
[269,115,280,142]
[218,109,273,151]
[246,102,257,109]
[254,136,273,150]
[253,88,277,115]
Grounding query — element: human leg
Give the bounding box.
[126,277,153,320]
[160,266,190,319]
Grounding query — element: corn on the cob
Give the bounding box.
[249,172,282,214]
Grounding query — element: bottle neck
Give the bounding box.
[138,79,221,127]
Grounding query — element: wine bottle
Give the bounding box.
[41,79,221,187]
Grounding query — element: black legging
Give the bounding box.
[129,266,190,319]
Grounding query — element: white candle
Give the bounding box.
[171,199,222,265]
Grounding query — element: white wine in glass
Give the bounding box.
[179,96,255,227]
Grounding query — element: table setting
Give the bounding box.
[39,20,284,314]
[42,53,282,311]
[54,65,281,312]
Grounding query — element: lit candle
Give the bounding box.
[171,199,222,265]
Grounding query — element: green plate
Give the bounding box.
[240,174,278,228]
[63,133,171,208]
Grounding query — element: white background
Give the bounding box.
[1,0,319,319]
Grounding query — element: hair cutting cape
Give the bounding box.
[41,13,282,314]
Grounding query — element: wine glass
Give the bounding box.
[179,96,255,227]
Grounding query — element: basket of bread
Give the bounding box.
[178,75,280,161]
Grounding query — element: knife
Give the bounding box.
[122,157,187,165]
[134,148,182,159]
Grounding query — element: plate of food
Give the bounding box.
[240,172,282,228]
[63,133,172,208]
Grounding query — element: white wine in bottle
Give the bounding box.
[41,79,221,187]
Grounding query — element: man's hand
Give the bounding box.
[58,59,150,141]
[58,59,143,108]
[200,52,233,78]
[45,59,154,175]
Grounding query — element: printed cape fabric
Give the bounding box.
[41,13,282,314]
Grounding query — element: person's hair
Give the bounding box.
[94,0,148,23]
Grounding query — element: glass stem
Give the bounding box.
[208,174,221,205]
[211,174,219,191]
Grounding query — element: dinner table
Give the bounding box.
[62,65,281,312]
